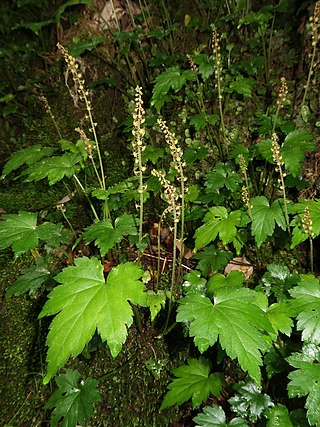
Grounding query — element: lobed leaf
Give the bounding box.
[287,347,320,426]
[6,265,51,298]
[84,214,137,256]
[160,357,225,410]
[289,275,320,344]
[1,145,56,179]
[25,152,81,185]
[45,369,100,427]
[193,405,249,426]
[281,130,315,177]
[194,246,233,277]
[266,404,293,427]
[229,381,274,422]
[177,288,273,383]
[39,257,146,383]
[251,197,286,247]
[0,211,38,256]
[151,66,197,112]
[194,207,242,251]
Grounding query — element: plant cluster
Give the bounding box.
[1,0,320,426]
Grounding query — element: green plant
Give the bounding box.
[2,1,320,425]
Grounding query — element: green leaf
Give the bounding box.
[182,270,207,294]
[151,66,197,112]
[0,212,70,257]
[84,215,137,256]
[68,36,107,57]
[266,302,294,336]
[146,290,169,321]
[266,404,293,427]
[207,271,244,296]
[229,381,274,422]
[39,257,146,383]
[1,145,56,179]
[25,153,81,185]
[6,265,51,298]
[190,113,219,131]
[289,275,320,344]
[193,405,249,427]
[177,288,273,383]
[193,54,214,80]
[259,263,300,302]
[281,130,315,177]
[238,11,273,27]
[227,76,255,98]
[194,247,233,277]
[13,20,55,35]
[0,211,38,257]
[160,357,225,410]
[141,145,164,164]
[251,197,286,247]
[194,405,228,427]
[37,222,71,248]
[114,214,138,238]
[194,207,242,251]
[255,139,273,162]
[204,163,241,193]
[287,346,320,426]
[45,369,100,427]
[92,180,135,200]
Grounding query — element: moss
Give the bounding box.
[0,251,49,426]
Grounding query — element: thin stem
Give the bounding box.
[309,236,314,274]
[137,147,144,261]
[60,209,77,239]
[84,99,106,191]
[302,44,317,107]
[267,15,275,82]
[73,174,100,221]
[278,167,290,229]
[162,209,178,334]
[156,212,166,293]
[177,166,185,280]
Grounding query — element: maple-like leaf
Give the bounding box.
[84,214,137,256]
[151,66,197,112]
[160,357,225,410]
[204,163,241,193]
[207,271,244,296]
[176,288,273,384]
[182,270,207,294]
[289,275,320,344]
[229,381,274,422]
[266,302,294,336]
[287,346,320,426]
[281,130,315,177]
[193,405,249,427]
[194,246,233,276]
[0,211,70,257]
[24,152,81,185]
[0,211,38,256]
[45,369,100,427]
[266,404,293,427]
[6,264,51,298]
[251,197,286,247]
[1,144,56,179]
[39,257,146,383]
[194,207,242,251]
[146,290,170,321]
